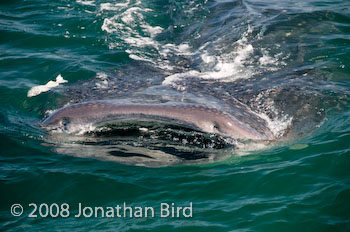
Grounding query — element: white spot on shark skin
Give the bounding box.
[27,74,68,97]
[227,122,233,126]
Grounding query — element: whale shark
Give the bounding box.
[42,102,275,140]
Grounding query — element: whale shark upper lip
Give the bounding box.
[41,101,275,141]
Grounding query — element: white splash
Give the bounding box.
[95,72,109,89]
[253,90,293,138]
[259,112,293,138]
[162,41,256,86]
[96,72,107,80]
[99,0,289,89]
[100,0,195,71]
[141,25,163,37]
[100,0,131,11]
[76,0,95,6]
[162,25,289,87]
[162,70,200,87]
[50,123,96,135]
[27,74,68,97]
[71,123,96,135]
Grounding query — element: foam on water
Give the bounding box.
[99,0,287,82]
[100,1,131,11]
[100,0,196,71]
[68,123,97,135]
[162,26,289,86]
[76,0,95,6]
[258,112,293,138]
[94,72,109,89]
[55,123,96,135]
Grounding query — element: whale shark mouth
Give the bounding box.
[90,121,234,149]
[40,101,275,167]
[41,101,275,141]
[43,119,239,167]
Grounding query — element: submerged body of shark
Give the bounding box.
[42,102,275,141]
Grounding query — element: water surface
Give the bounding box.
[1,0,350,231]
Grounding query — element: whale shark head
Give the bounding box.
[41,102,275,140]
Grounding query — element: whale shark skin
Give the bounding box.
[42,102,275,140]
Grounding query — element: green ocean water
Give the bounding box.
[1,0,350,231]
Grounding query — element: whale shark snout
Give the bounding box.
[42,102,275,141]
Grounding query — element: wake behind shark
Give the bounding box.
[42,102,275,141]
